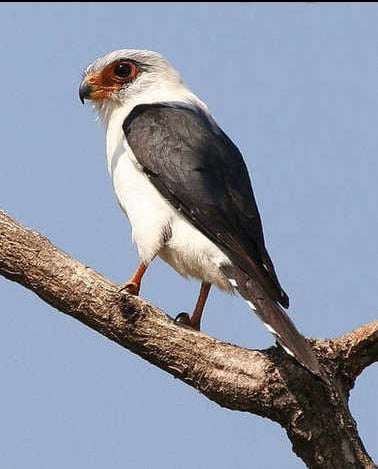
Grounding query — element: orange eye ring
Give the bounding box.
[81,59,140,100]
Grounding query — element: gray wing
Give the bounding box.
[123,103,289,308]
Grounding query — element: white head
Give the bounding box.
[79,49,204,123]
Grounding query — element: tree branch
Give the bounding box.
[0,209,376,468]
[323,321,378,392]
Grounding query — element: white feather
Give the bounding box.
[263,322,280,337]
[246,300,257,311]
[228,278,238,288]
[279,344,295,358]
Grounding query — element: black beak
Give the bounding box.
[79,81,92,104]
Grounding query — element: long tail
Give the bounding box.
[220,264,326,381]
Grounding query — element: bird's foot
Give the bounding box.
[116,282,140,321]
[174,312,200,331]
[118,281,140,296]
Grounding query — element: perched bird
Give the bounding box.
[79,48,323,379]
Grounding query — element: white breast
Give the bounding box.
[110,136,173,261]
[107,133,232,291]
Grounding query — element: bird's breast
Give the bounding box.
[107,133,231,290]
[109,136,174,262]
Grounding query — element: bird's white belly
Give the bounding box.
[109,141,232,290]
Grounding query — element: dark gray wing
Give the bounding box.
[123,103,288,308]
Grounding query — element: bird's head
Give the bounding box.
[79,49,193,122]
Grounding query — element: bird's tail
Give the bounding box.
[220,264,326,381]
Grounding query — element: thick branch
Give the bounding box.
[323,321,378,392]
[0,211,296,415]
[0,209,376,468]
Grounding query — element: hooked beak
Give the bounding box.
[79,80,93,104]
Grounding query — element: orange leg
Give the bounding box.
[175,282,211,331]
[121,262,148,295]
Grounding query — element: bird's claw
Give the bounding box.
[118,281,140,296]
[174,312,200,331]
[175,312,191,326]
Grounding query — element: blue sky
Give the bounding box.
[0,3,377,468]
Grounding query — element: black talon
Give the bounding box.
[174,312,192,326]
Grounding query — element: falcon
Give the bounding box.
[79,48,323,379]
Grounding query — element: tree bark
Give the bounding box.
[0,209,376,468]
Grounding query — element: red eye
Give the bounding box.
[113,60,138,81]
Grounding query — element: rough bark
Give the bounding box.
[0,209,376,468]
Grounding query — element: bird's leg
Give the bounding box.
[175,282,211,331]
[120,262,148,295]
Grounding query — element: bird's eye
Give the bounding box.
[114,61,134,79]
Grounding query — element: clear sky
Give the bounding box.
[0,3,377,468]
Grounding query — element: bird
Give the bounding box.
[79,48,324,380]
